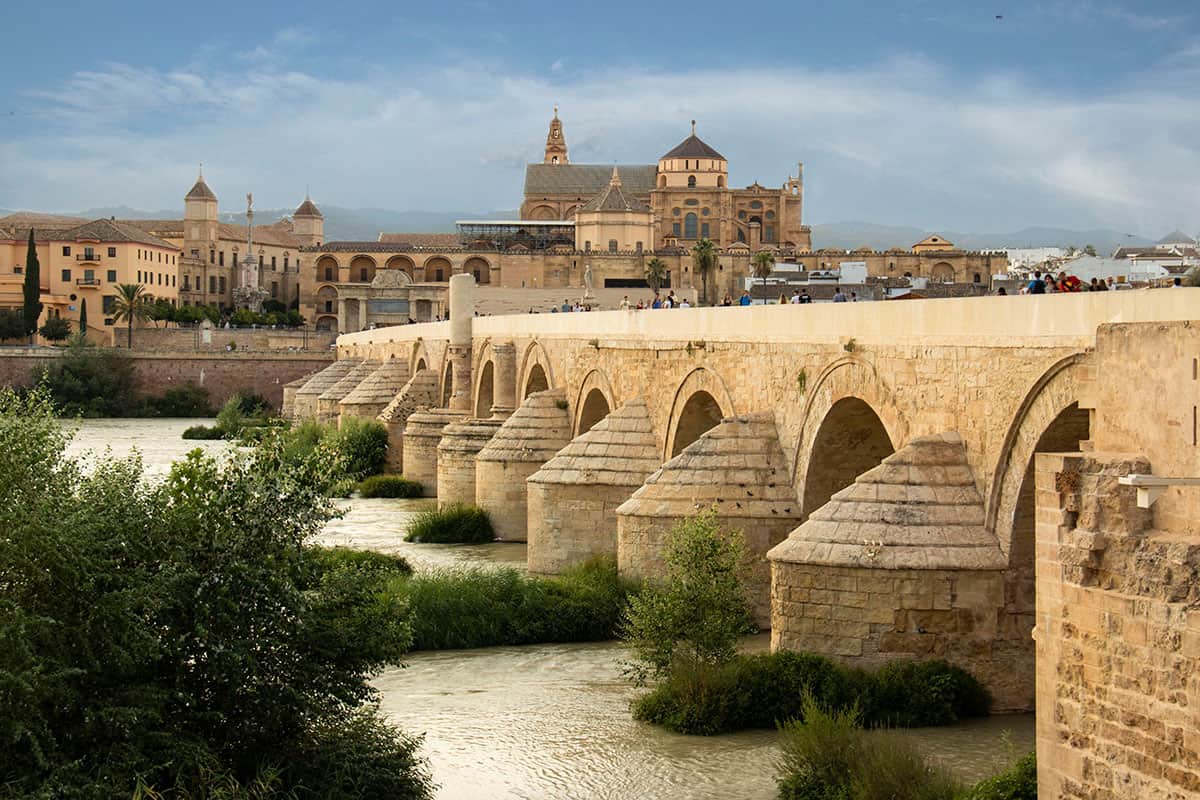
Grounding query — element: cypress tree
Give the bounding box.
[78,297,88,340]
[22,229,42,343]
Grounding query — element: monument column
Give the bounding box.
[490,340,518,419]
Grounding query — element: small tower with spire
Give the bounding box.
[544,105,568,165]
[183,164,219,255]
[292,191,324,248]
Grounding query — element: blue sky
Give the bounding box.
[1,0,1197,236]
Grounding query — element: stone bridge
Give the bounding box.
[291,277,1200,794]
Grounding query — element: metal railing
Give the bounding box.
[75,252,101,262]
[75,278,101,286]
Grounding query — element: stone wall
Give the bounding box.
[0,348,330,409]
[117,326,336,353]
[1034,451,1200,798]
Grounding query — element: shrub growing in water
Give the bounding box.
[632,649,991,735]
[181,423,225,440]
[619,509,755,685]
[958,752,1036,800]
[334,417,390,480]
[140,383,213,417]
[405,503,494,543]
[0,387,432,798]
[358,475,424,498]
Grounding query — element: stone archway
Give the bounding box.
[574,369,617,435]
[518,340,556,398]
[670,391,724,456]
[793,357,904,519]
[350,254,377,283]
[525,363,549,397]
[386,254,416,279]
[409,340,433,376]
[931,262,955,282]
[800,397,895,517]
[424,256,452,283]
[314,314,337,332]
[663,367,736,460]
[475,360,495,418]
[465,256,491,285]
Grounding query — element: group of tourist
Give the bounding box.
[1021,272,1114,294]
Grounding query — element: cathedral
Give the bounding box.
[520,109,812,252]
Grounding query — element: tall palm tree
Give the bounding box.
[111,283,150,349]
[644,257,668,296]
[752,250,776,300]
[691,238,718,306]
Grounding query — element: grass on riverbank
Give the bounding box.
[777,695,1035,800]
[633,650,990,735]
[404,503,494,543]
[390,556,638,650]
[358,475,423,498]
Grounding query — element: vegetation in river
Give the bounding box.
[623,510,989,736]
[619,509,756,686]
[358,474,424,498]
[404,502,494,543]
[394,556,638,650]
[776,695,1034,800]
[0,387,432,799]
[633,650,990,735]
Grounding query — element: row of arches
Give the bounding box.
[315,254,492,284]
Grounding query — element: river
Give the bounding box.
[67,418,1036,799]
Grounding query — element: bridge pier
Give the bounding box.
[317,359,379,424]
[526,398,661,573]
[291,358,359,420]
[475,388,572,541]
[378,368,439,474]
[767,433,1028,709]
[616,412,800,627]
[339,356,412,425]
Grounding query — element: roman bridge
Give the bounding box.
[290,276,1200,788]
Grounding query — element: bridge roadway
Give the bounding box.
[314,285,1199,712]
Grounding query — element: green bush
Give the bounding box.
[359,475,424,498]
[777,694,963,800]
[141,383,213,417]
[958,752,1036,800]
[37,341,136,417]
[0,387,431,798]
[305,545,414,579]
[405,503,494,543]
[633,650,990,735]
[394,556,637,650]
[182,423,226,440]
[38,316,71,342]
[334,417,390,480]
[216,394,249,435]
[620,509,755,685]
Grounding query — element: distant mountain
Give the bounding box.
[809,221,1154,254]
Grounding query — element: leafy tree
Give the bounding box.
[620,509,754,684]
[645,257,668,295]
[0,309,24,342]
[263,298,288,314]
[22,229,42,342]
[78,297,88,340]
[1084,244,1097,257]
[691,237,718,306]
[0,387,432,798]
[38,316,71,342]
[37,339,136,416]
[111,282,151,348]
[752,250,775,298]
[146,297,176,326]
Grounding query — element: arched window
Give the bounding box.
[684,213,698,239]
[974,273,982,284]
[687,175,696,188]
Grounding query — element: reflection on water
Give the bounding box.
[70,418,1037,800]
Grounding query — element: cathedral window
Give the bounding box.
[324,267,333,281]
[219,251,224,266]
[750,201,763,209]
[701,223,710,238]
[687,175,696,188]
[608,240,618,253]
[766,210,775,219]
[359,267,369,282]
[673,208,681,216]
[672,222,681,237]
[765,225,774,242]
[271,256,277,270]
[684,199,699,206]
[684,213,698,239]
[210,250,215,264]
[738,210,746,220]
[701,207,710,215]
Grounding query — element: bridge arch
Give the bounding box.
[440,358,454,407]
[574,368,616,435]
[409,340,433,376]
[986,353,1090,562]
[664,367,737,458]
[518,340,556,399]
[793,357,904,519]
[471,339,496,420]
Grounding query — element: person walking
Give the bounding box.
[738,290,752,306]
[1027,272,1047,294]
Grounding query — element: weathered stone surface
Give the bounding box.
[402,407,467,497]
[616,412,800,626]
[292,358,359,419]
[437,417,503,508]
[339,356,412,423]
[526,398,661,573]
[476,389,572,541]
[316,359,379,424]
[378,368,439,473]
[769,432,1005,571]
[281,373,313,419]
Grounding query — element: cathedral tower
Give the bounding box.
[544,106,568,165]
[292,192,324,248]
[183,166,219,255]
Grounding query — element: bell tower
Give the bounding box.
[544,105,568,165]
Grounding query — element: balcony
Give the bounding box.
[75,278,101,287]
[76,253,101,263]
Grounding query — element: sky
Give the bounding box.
[0,0,1197,236]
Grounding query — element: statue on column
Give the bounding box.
[582,262,595,301]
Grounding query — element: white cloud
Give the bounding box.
[2,35,1198,236]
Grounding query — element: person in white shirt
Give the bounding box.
[790,291,801,304]
[679,298,691,308]
[619,295,630,310]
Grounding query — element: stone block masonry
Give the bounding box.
[0,349,331,410]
